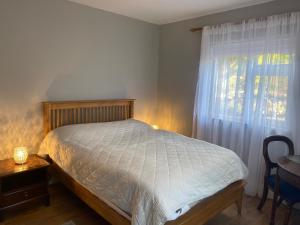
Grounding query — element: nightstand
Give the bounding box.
[0,154,50,221]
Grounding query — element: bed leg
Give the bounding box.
[235,189,244,216]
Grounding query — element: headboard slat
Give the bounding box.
[43,99,135,135]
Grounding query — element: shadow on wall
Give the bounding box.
[0,104,43,160]
[0,0,159,160]
[45,72,128,102]
[0,72,157,160]
[45,73,158,124]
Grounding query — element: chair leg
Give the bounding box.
[276,197,283,207]
[269,175,280,225]
[0,211,3,223]
[257,180,269,210]
[283,204,293,225]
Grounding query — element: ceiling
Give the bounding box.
[68,0,274,25]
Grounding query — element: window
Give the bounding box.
[213,53,292,124]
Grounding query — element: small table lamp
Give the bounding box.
[152,124,159,130]
[14,147,28,164]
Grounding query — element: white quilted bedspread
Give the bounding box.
[39,119,248,225]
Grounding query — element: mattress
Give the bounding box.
[39,119,248,225]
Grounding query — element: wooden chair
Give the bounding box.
[257,135,300,224]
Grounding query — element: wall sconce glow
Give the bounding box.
[152,124,159,130]
[13,147,29,164]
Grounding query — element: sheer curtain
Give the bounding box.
[193,12,300,195]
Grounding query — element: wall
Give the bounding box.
[157,0,300,136]
[2,0,300,160]
[0,0,159,159]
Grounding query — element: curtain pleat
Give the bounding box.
[193,12,300,195]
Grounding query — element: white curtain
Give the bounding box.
[193,12,300,195]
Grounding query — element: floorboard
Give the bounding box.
[1,184,299,225]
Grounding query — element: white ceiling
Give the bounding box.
[68,0,274,25]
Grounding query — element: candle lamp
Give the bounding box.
[13,147,28,164]
[152,124,159,130]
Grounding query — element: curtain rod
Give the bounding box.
[190,27,203,32]
[189,12,295,32]
[190,21,241,32]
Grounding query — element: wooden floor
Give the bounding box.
[1,184,299,225]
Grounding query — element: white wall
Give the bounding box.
[0,0,159,159]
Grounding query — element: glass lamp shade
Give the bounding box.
[152,124,159,130]
[13,147,28,164]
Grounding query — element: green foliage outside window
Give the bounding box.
[215,53,292,122]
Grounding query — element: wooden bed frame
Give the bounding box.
[43,99,245,225]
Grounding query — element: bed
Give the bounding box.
[39,99,248,225]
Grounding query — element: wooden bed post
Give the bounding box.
[235,186,244,215]
[43,102,51,136]
[129,100,134,118]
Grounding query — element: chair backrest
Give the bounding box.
[263,135,294,177]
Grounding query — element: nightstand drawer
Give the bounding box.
[0,155,50,221]
[2,185,47,208]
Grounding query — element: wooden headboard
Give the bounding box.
[43,99,135,135]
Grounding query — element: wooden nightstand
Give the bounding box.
[0,154,50,221]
